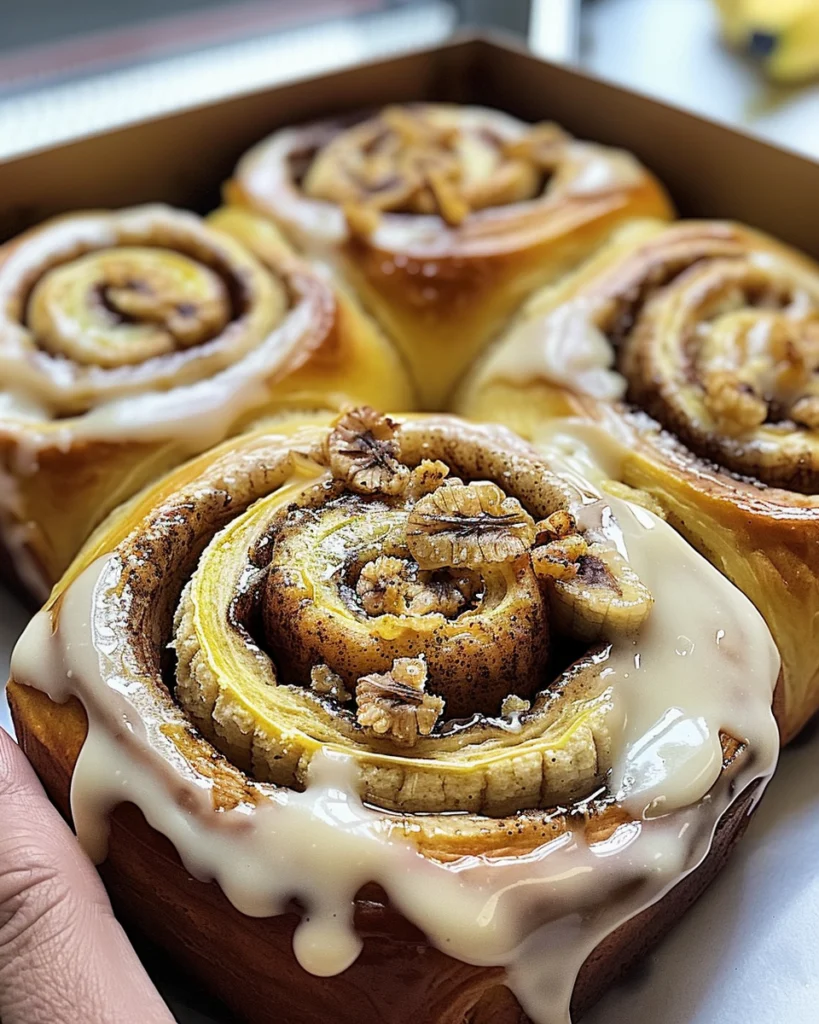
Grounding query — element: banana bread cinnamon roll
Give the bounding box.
[0,205,412,599]
[225,104,673,407]
[459,218,819,741]
[8,408,779,1023]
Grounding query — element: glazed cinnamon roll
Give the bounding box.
[0,205,412,599]
[225,104,673,407]
[459,218,819,741]
[8,409,779,1024]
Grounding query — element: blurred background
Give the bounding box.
[1,0,819,161]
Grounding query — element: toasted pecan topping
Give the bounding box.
[356,657,445,747]
[326,407,409,495]
[406,480,536,569]
[310,664,351,703]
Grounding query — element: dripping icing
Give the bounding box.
[9,422,780,1024]
[478,298,627,401]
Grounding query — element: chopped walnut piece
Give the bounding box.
[356,556,410,616]
[531,534,588,582]
[326,407,409,495]
[791,395,819,430]
[427,167,470,226]
[310,664,352,703]
[303,106,549,229]
[503,122,568,168]
[344,202,381,238]
[382,105,434,144]
[356,657,445,747]
[356,555,475,618]
[406,481,536,569]
[703,371,767,433]
[500,694,531,717]
[406,459,450,499]
[534,509,577,544]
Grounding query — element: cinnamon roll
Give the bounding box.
[458,218,819,741]
[225,104,673,407]
[0,205,412,599]
[8,408,779,1024]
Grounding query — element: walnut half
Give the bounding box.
[356,657,444,747]
[406,480,536,569]
[326,407,409,495]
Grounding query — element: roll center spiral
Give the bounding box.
[0,207,295,423]
[27,246,233,367]
[261,484,547,718]
[577,226,819,490]
[301,106,567,229]
[683,266,819,432]
[171,411,653,815]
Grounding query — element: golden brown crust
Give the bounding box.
[0,433,192,597]
[459,218,819,742]
[225,104,674,407]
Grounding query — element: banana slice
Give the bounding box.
[547,543,653,642]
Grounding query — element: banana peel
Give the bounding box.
[714,0,819,82]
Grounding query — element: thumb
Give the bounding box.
[0,725,174,1024]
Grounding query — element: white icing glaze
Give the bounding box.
[537,425,777,816]
[472,239,819,407]
[9,422,780,1024]
[477,298,627,401]
[562,145,644,196]
[0,204,350,599]
[11,291,315,452]
[238,106,535,255]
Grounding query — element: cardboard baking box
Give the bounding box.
[0,32,818,252]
